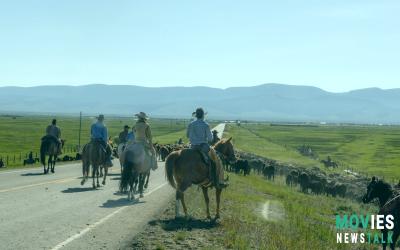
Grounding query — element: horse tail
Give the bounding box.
[120,159,134,192]
[165,151,179,189]
[40,140,47,166]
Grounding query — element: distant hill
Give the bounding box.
[1,84,399,123]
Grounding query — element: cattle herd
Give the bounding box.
[231,151,378,200]
[142,142,399,202]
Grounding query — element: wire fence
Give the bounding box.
[0,144,80,167]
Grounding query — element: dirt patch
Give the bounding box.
[127,198,226,250]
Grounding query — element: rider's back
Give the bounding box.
[46,125,61,138]
[187,119,212,145]
[134,121,150,143]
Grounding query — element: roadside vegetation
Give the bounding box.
[130,173,378,250]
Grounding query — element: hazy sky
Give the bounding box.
[1,1,399,92]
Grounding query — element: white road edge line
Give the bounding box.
[51,182,168,250]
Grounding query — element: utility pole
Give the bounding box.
[78,111,82,151]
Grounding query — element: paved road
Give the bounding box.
[0,124,225,250]
[0,161,173,250]
[212,123,225,139]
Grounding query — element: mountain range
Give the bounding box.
[1,84,399,124]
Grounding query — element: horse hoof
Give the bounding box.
[97,184,100,188]
[140,193,144,198]
[207,215,212,220]
[102,181,106,185]
[80,180,85,186]
[51,169,54,173]
[215,215,220,220]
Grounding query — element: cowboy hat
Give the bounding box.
[124,125,130,129]
[97,114,105,120]
[135,112,149,120]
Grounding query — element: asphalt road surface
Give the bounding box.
[0,123,225,250]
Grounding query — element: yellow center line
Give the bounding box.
[0,177,78,193]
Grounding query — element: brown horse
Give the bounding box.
[80,140,108,188]
[40,136,64,174]
[165,138,236,219]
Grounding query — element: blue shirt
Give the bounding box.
[91,121,108,143]
[127,131,135,142]
[186,119,213,145]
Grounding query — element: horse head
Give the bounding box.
[362,177,393,206]
[214,137,236,164]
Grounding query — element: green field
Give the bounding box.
[134,122,395,249]
[0,115,189,167]
[176,174,377,250]
[225,123,400,181]
[209,123,395,249]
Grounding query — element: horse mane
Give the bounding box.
[377,179,393,192]
[214,137,231,147]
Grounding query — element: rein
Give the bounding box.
[382,193,400,209]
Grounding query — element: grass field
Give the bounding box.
[133,173,379,250]
[225,123,400,181]
[0,115,189,167]
[130,122,394,249]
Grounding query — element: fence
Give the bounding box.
[0,144,80,167]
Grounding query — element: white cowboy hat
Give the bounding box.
[135,112,149,120]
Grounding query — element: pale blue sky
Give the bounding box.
[0,0,399,92]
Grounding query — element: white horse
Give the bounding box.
[119,143,153,200]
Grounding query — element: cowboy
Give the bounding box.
[134,112,157,170]
[119,125,130,144]
[186,108,226,188]
[212,130,220,145]
[45,119,62,154]
[91,114,113,167]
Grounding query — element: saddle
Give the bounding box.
[41,135,58,143]
[91,139,107,154]
[192,148,219,188]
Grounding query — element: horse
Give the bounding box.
[362,177,400,250]
[119,142,154,200]
[80,140,108,188]
[40,136,64,174]
[165,138,236,220]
